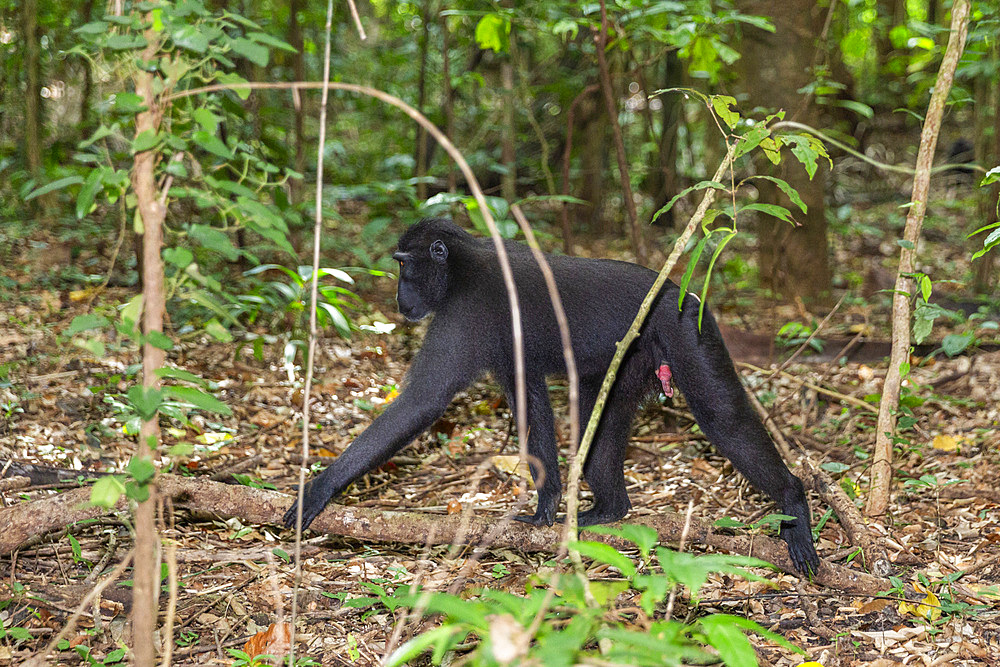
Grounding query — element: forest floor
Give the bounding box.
[2,182,1000,665]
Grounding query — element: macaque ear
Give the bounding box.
[430,239,448,263]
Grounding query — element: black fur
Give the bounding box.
[283,218,820,574]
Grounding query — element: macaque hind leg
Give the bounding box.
[577,362,650,527]
[508,379,562,526]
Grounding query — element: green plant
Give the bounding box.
[238,264,364,339]
[56,641,127,667]
[386,525,803,666]
[227,649,319,667]
[0,618,32,647]
[775,321,824,353]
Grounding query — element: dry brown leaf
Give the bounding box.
[855,598,893,614]
[243,622,292,658]
[490,455,531,480]
[250,410,283,428]
[691,458,721,479]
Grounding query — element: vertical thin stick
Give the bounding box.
[866,0,970,518]
[345,0,367,40]
[288,0,335,662]
[664,499,694,621]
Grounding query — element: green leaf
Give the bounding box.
[126,457,156,484]
[204,319,233,342]
[79,123,115,149]
[230,37,269,66]
[26,176,84,201]
[237,196,288,232]
[217,72,251,100]
[711,95,739,129]
[651,180,728,223]
[698,615,757,667]
[980,165,1000,187]
[247,31,296,52]
[163,246,194,269]
[836,99,874,118]
[584,523,659,560]
[74,337,106,357]
[384,625,464,667]
[552,17,579,39]
[172,24,209,53]
[714,517,746,528]
[783,134,830,180]
[165,160,188,178]
[589,580,630,605]
[126,480,150,503]
[75,20,109,35]
[168,443,194,456]
[751,175,807,213]
[733,124,770,159]
[145,330,174,350]
[318,302,352,338]
[113,92,146,114]
[475,14,511,53]
[66,313,109,336]
[128,385,164,421]
[164,386,232,416]
[678,235,708,311]
[155,368,208,386]
[189,224,239,260]
[657,550,771,600]
[919,274,932,302]
[633,573,672,616]
[739,202,793,224]
[570,541,637,577]
[942,332,974,357]
[120,294,143,331]
[90,476,126,508]
[701,614,804,655]
[107,34,147,50]
[192,108,221,134]
[76,169,103,219]
[697,230,737,327]
[191,130,233,159]
[184,289,242,326]
[132,129,161,153]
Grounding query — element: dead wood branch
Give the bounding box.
[1,474,886,595]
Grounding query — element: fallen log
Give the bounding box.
[0,474,887,594]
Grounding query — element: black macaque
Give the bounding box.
[283,218,820,574]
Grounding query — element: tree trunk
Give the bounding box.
[577,99,609,234]
[289,0,306,205]
[737,0,831,300]
[647,51,683,227]
[597,0,647,264]
[414,0,432,201]
[22,0,42,184]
